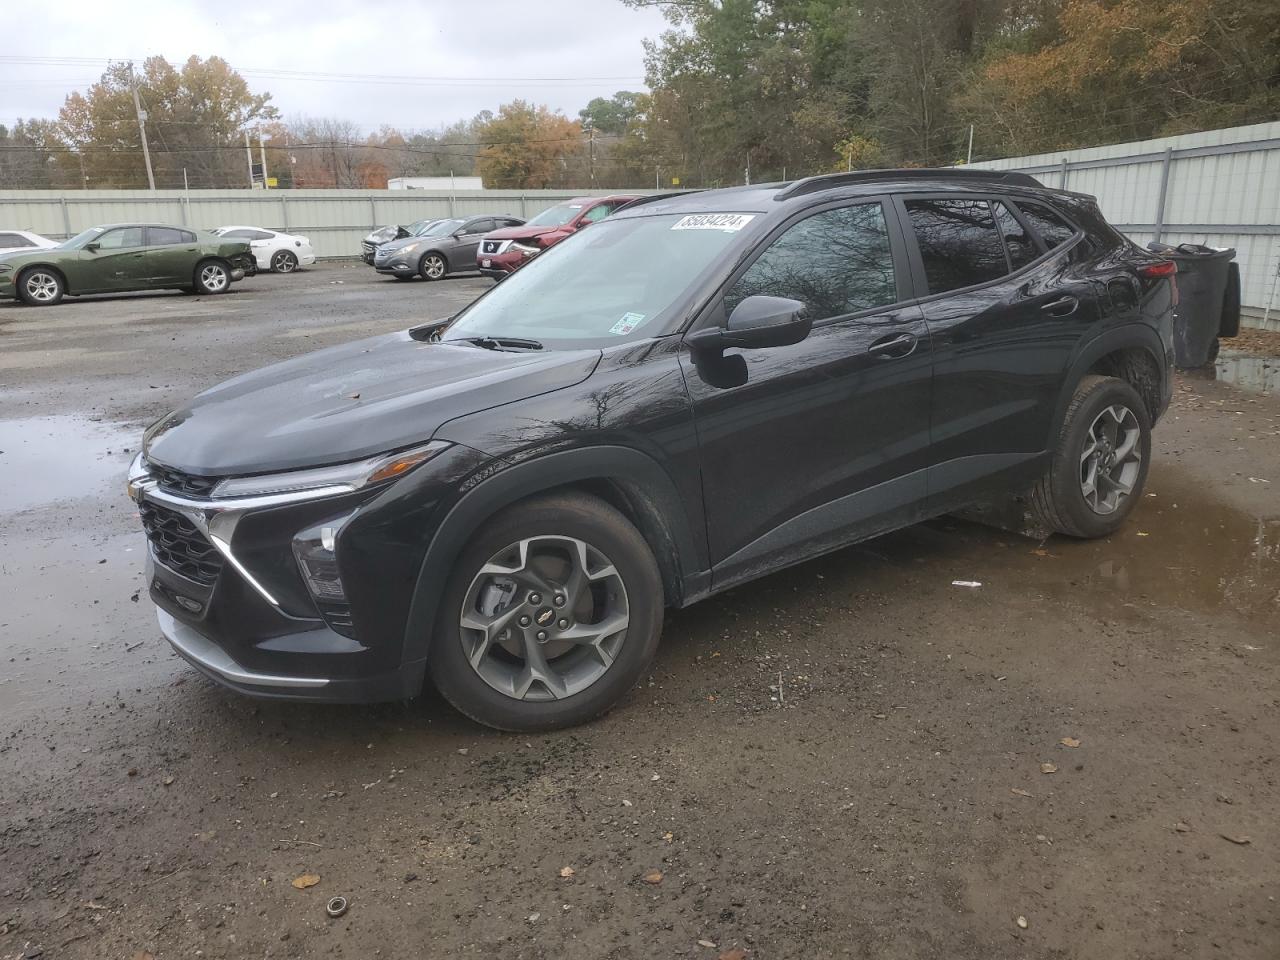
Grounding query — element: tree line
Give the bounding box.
[1,0,1276,191]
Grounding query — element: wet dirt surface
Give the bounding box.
[1,264,1277,959]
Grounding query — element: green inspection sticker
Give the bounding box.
[609,312,647,335]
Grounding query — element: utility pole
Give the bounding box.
[128,63,156,190]
[258,131,270,189]
[966,124,975,165]
[744,152,750,186]
[588,123,595,188]
[244,130,255,188]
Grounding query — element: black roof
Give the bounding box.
[774,168,1042,200]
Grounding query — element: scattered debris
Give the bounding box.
[718,950,748,960]
[951,580,982,588]
[1016,915,1029,929]
[1060,737,1081,748]
[698,939,717,948]
[559,866,575,878]
[527,912,540,923]
[1174,821,1192,833]
[1040,763,1058,775]
[662,832,674,843]
[325,896,348,919]
[1219,833,1252,845]
[457,748,469,756]
[1010,788,1033,798]
[621,798,633,807]
[642,870,664,885]
[291,874,321,890]
[161,775,174,787]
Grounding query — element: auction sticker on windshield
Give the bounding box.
[610,312,647,335]
[671,213,756,232]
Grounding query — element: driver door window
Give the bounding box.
[96,227,145,250]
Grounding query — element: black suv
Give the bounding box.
[129,170,1176,731]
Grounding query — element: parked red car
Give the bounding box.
[477,194,641,279]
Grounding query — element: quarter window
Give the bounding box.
[725,202,897,322]
[905,199,1008,295]
[96,226,145,249]
[992,202,1038,270]
[1017,201,1077,249]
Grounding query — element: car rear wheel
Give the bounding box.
[271,250,299,273]
[419,252,447,281]
[194,260,231,295]
[428,493,663,732]
[17,268,64,306]
[1030,375,1151,539]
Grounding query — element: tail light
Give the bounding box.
[1138,260,1178,306]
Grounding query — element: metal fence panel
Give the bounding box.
[0,188,650,260]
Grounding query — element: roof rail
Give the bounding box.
[614,190,701,212]
[774,168,1042,201]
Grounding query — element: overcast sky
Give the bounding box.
[0,0,672,132]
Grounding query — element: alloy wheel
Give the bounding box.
[272,251,297,273]
[421,254,446,280]
[459,536,629,702]
[200,264,229,292]
[1079,403,1141,515]
[24,272,59,303]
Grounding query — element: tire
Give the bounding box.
[1030,375,1151,539]
[271,250,299,274]
[193,259,231,295]
[16,267,64,306]
[419,252,447,281]
[427,492,664,732]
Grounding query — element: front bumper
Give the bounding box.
[374,259,416,276]
[478,250,530,278]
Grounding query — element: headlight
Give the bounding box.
[210,441,450,500]
[511,242,540,256]
[396,242,421,257]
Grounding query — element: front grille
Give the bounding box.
[153,466,220,499]
[140,502,224,586]
[361,240,376,254]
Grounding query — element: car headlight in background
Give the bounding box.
[210,441,451,500]
[511,242,540,256]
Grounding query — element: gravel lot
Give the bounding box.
[2,262,1277,960]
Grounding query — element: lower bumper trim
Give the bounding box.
[158,608,330,689]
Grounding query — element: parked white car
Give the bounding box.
[0,230,57,258]
[212,226,316,273]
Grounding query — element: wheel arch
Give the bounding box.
[1052,325,1168,444]
[419,248,450,273]
[401,445,707,666]
[16,262,70,294]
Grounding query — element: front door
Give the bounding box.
[452,218,491,270]
[75,225,147,291]
[680,199,934,589]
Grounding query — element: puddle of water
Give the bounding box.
[0,415,137,511]
[1215,355,1278,394]
[930,466,1279,625]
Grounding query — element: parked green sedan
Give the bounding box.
[0,223,256,306]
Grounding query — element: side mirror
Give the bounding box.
[686,295,811,354]
[84,241,100,253]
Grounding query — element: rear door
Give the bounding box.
[144,226,200,285]
[896,194,1103,509]
[681,198,933,588]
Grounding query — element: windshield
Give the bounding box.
[409,219,444,236]
[58,226,106,249]
[417,218,462,238]
[443,212,758,347]
[525,203,583,228]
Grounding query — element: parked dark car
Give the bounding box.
[0,224,254,305]
[129,169,1175,732]
[375,215,525,280]
[478,195,639,280]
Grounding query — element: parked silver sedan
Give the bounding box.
[373,214,524,280]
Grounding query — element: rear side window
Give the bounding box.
[992,202,1038,270]
[1017,202,1077,249]
[904,199,1007,294]
[148,227,194,246]
[725,202,897,322]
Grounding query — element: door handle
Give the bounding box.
[867,332,918,359]
[1041,295,1079,316]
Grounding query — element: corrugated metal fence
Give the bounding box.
[976,121,1280,325]
[0,188,647,261]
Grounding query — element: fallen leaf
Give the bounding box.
[1031,548,1049,557]
[1040,763,1058,775]
[1010,788,1033,798]
[642,870,664,885]
[662,832,674,843]
[1016,915,1029,929]
[162,775,175,786]
[291,873,321,890]
[559,866,575,878]
[719,950,748,960]
[698,940,717,948]
[1059,737,1081,748]
[133,953,156,960]
[1219,833,1252,845]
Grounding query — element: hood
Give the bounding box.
[364,225,403,244]
[484,223,563,243]
[378,234,442,255]
[144,332,602,476]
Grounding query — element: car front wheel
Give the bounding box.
[17,268,64,306]
[1030,374,1151,538]
[428,493,663,731]
[194,260,231,295]
[419,252,447,281]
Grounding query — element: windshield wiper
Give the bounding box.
[451,336,544,351]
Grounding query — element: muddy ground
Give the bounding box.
[1,263,1277,960]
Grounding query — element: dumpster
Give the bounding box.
[1146,241,1241,367]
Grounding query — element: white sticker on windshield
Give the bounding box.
[610,312,646,336]
[671,213,756,232]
